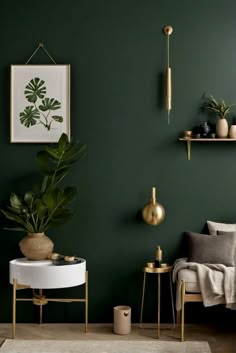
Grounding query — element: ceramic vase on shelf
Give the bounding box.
[229,125,236,138]
[216,118,228,138]
[19,232,54,261]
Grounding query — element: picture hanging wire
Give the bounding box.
[25,43,57,65]
[163,25,173,124]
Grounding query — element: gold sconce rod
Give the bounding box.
[163,25,173,124]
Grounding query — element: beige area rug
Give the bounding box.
[0,339,211,353]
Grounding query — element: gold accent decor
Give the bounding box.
[178,279,203,341]
[142,187,165,226]
[12,272,88,338]
[139,265,175,338]
[163,25,173,124]
[179,137,236,160]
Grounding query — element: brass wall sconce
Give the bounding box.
[163,25,173,124]
[142,187,165,226]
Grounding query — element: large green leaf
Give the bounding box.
[39,98,61,111]
[61,186,78,206]
[41,188,62,211]
[24,77,46,103]
[10,193,23,209]
[34,199,48,219]
[20,106,40,127]
[58,133,69,151]
[49,208,72,226]
[0,209,26,226]
[7,206,22,215]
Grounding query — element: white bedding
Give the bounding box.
[173,257,236,311]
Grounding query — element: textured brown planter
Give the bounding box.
[19,232,54,261]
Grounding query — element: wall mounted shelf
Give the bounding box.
[179,137,236,160]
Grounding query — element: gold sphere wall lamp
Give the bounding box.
[142,187,165,226]
[163,25,173,124]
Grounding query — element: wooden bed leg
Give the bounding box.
[176,310,180,324]
[181,280,185,342]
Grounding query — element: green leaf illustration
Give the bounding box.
[24,78,46,103]
[52,115,63,122]
[20,106,40,127]
[39,98,61,111]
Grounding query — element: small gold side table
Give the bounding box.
[139,265,175,338]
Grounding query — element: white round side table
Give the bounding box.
[9,258,88,338]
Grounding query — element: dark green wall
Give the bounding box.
[0,0,236,324]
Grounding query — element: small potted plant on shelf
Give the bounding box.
[202,94,234,138]
[0,133,86,261]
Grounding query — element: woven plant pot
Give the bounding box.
[19,232,54,261]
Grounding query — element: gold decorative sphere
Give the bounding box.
[142,187,165,226]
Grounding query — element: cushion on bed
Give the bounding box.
[207,220,236,236]
[177,269,201,293]
[185,231,236,266]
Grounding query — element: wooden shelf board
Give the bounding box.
[179,138,236,142]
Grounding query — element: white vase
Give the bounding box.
[216,118,228,138]
[229,125,236,138]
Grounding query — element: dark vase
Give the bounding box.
[201,122,211,137]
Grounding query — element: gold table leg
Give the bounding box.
[169,272,175,328]
[39,289,43,324]
[11,271,89,336]
[181,280,185,341]
[139,272,146,327]
[85,271,88,333]
[187,140,191,160]
[12,278,17,339]
[157,273,161,338]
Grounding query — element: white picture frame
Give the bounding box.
[10,65,70,143]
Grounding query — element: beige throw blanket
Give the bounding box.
[172,258,236,311]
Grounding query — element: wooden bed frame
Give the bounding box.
[177,280,203,341]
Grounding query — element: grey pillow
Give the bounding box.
[207,220,236,236]
[186,231,236,266]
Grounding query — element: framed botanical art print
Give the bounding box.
[10,65,70,143]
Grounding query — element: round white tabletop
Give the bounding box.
[10,258,86,289]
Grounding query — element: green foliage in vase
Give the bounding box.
[0,133,86,233]
[203,94,234,119]
[20,77,63,131]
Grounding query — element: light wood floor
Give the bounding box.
[0,323,235,353]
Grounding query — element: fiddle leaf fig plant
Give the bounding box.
[1,133,86,233]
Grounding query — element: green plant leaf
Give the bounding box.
[203,94,234,119]
[1,133,86,233]
[10,193,23,209]
[0,209,26,226]
[20,106,40,127]
[49,209,73,226]
[61,186,78,206]
[24,191,34,206]
[34,199,48,219]
[24,78,46,103]
[4,226,26,232]
[39,98,61,111]
[52,116,63,122]
[58,133,69,151]
[7,206,22,215]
